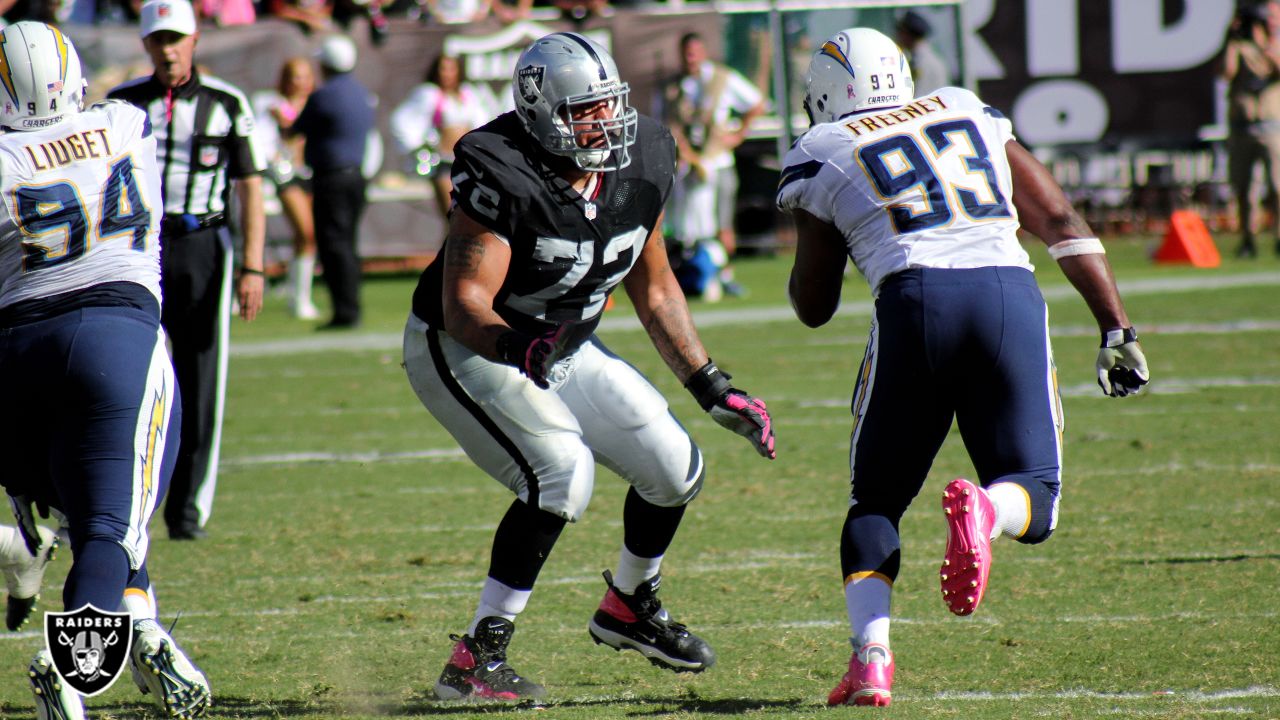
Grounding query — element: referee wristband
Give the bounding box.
[239,267,265,277]
[1047,237,1106,260]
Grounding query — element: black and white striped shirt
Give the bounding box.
[108,71,265,219]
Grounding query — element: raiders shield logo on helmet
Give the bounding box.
[518,65,545,106]
[44,605,132,697]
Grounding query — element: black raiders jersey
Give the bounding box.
[411,111,676,347]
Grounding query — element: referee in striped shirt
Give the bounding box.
[109,0,267,540]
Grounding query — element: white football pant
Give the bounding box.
[404,314,705,522]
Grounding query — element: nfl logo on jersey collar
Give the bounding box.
[584,202,597,220]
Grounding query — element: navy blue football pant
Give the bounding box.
[0,304,180,611]
[841,267,1062,581]
[312,167,367,326]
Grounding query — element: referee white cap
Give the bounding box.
[317,35,358,73]
[140,0,197,37]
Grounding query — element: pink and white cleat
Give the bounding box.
[940,478,996,616]
[827,643,894,707]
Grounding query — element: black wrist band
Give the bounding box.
[496,331,533,367]
[239,267,265,277]
[684,360,732,411]
[1100,327,1138,348]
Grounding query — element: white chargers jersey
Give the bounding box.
[777,87,1032,295]
[0,101,162,308]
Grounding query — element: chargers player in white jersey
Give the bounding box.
[777,28,1150,706]
[0,22,209,719]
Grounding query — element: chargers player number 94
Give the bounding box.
[13,155,151,272]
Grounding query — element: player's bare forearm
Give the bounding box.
[788,210,846,327]
[624,220,710,379]
[441,222,516,359]
[236,176,266,321]
[1056,253,1130,331]
[641,292,709,380]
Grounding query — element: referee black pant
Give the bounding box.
[160,225,233,536]
[312,167,368,326]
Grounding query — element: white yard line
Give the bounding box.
[219,447,466,467]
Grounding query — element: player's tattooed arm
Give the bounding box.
[623,216,711,380]
[644,294,706,374]
[444,231,487,275]
[441,208,516,360]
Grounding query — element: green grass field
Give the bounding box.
[4,236,1278,719]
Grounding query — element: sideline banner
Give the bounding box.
[968,1,1232,147]
[67,14,719,264]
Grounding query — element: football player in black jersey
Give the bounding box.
[403,32,776,700]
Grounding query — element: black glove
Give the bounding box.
[685,361,776,459]
[497,325,573,389]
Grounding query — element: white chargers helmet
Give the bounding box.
[0,21,86,131]
[804,27,913,126]
[512,32,638,172]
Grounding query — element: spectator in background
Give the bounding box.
[552,0,606,26]
[1221,2,1280,258]
[255,56,321,319]
[269,0,333,34]
[197,0,255,25]
[0,0,58,24]
[489,0,527,23]
[390,52,491,219]
[291,34,376,329]
[662,31,765,302]
[109,0,267,541]
[420,0,488,23]
[334,0,389,45]
[895,10,951,95]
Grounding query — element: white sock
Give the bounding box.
[122,585,157,622]
[467,578,532,635]
[844,572,892,650]
[612,546,662,595]
[294,254,316,305]
[987,482,1032,541]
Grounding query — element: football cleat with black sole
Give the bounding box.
[434,617,546,701]
[131,619,211,718]
[4,525,58,631]
[29,649,85,720]
[588,569,715,673]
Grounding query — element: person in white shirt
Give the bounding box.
[390,52,492,218]
[661,31,764,301]
[422,0,490,23]
[778,27,1149,707]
